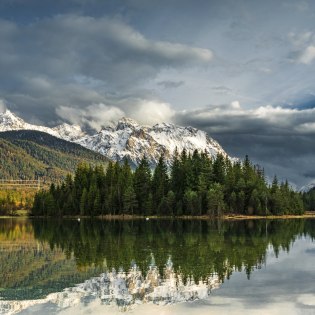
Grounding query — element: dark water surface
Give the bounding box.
[0,218,314,314]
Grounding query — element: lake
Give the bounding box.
[0,218,314,315]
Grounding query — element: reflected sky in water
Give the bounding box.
[0,218,314,314]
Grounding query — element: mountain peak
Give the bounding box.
[0,109,84,140]
[52,123,85,141]
[0,110,232,168]
[0,109,28,131]
[77,117,230,167]
[1,108,20,119]
[299,182,315,193]
[116,117,139,130]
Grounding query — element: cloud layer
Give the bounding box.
[0,14,212,125]
[56,99,175,130]
[1,0,315,187]
[176,102,315,135]
[176,102,315,187]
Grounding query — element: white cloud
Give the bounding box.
[0,99,7,112]
[176,102,315,135]
[128,100,175,125]
[230,100,241,110]
[288,31,313,47]
[298,45,315,64]
[295,122,315,133]
[0,14,214,124]
[56,103,125,130]
[56,99,174,130]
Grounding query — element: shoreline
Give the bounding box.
[1,212,315,220]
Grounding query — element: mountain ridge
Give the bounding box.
[0,109,84,141]
[0,109,231,168]
[0,130,108,181]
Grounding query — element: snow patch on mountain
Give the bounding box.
[0,109,85,141]
[0,110,231,167]
[299,182,315,193]
[0,261,221,314]
[52,123,85,141]
[76,117,229,167]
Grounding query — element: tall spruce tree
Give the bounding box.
[152,154,169,215]
[134,156,152,214]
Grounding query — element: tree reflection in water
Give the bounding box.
[0,218,314,312]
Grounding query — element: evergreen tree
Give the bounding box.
[134,156,152,214]
[152,154,169,214]
[123,185,138,215]
[80,188,88,216]
[207,183,225,217]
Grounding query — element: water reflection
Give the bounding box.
[31,218,315,279]
[0,218,314,314]
[0,257,221,315]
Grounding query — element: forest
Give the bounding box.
[0,130,108,181]
[31,150,304,217]
[0,189,36,216]
[303,188,315,211]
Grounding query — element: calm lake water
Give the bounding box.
[0,218,314,315]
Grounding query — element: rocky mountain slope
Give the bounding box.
[0,109,84,141]
[0,130,108,181]
[0,110,230,167]
[77,117,229,167]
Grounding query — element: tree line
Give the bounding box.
[303,188,315,211]
[31,219,311,280]
[31,150,304,217]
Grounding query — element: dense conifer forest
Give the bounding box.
[31,150,304,217]
[303,188,315,211]
[0,130,108,181]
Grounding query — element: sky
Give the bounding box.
[1,0,315,187]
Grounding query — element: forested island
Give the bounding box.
[31,151,304,217]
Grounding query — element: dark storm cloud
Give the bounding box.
[0,14,212,124]
[175,104,315,187]
[1,0,315,188]
[211,86,233,94]
[157,80,185,89]
[176,103,315,135]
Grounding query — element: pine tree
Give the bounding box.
[165,190,176,216]
[152,154,169,214]
[134,156,152,214]
[213,154,226,184]
[123,185,138,215]
[80,188,88,216]
[207,183,225,217]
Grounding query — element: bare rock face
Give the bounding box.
[76,117,230,167]
[0,109,84,141]
[0,110,231,167]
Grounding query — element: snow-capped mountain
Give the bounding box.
[299,182,315,193]
[76,117,229,167]
[0,110,230,167]
[52,123,85,142]
[0,109,84,141]
[0,260,221,314]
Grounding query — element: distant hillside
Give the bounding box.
[0,130,109,181]
[0,110,233,169]
[303,187,315,211]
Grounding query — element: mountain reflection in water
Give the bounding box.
[0,218,314,314]
[0,257,221,314]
